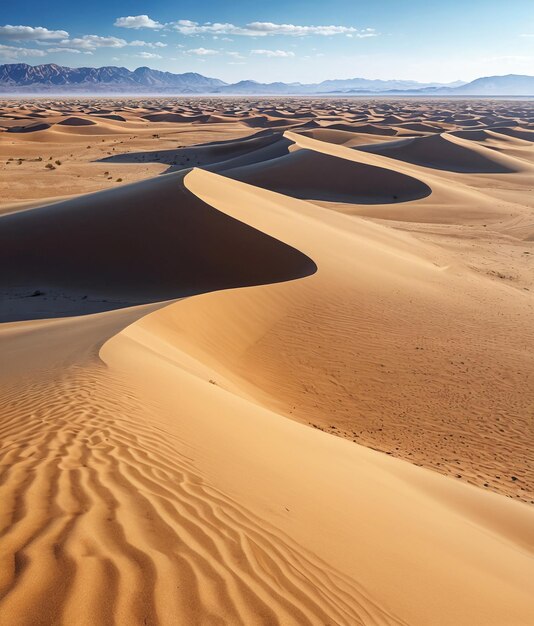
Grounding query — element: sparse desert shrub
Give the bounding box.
[55,160,61,166]
[45,163,56,170]
[116,178,123,182]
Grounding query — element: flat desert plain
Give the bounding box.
[1,97,533,625]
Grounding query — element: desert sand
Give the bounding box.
[1,97,533,625]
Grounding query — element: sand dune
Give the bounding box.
[223,145,432,203]
[359,132,528,173]
[1,97,534,625]
[100,130,291,173]
[0,171,314,321]
[6,122,52,133]
[328,122,398,135]
[490,126,534,141]
[57,116,97,127]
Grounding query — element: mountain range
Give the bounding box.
[0,63,533,95]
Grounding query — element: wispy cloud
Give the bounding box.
[135,51,162,59]
[0,43,47,58]
[56,35,128,50]
[174,20,375,37]
[47,47,93,55]
[250,49,295,58]
[114,15,164,30]
[129,40,167,48]
[186,47,219,56]
[0,25,69,41]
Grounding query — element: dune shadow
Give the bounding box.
[7,122,52,133]
[0,171,316,323]
[223,148,432,205]
[359,134,519,174]
[96,130,288,174]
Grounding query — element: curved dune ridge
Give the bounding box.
[327,122,398,135]
[6,122,52,134]
[222,141,432,204]
[358,132,530,173]
[1,167,533,625]
[99,131,292,174]
[490,126,534,142]
[91,114,127,122]
[57,117,97,127]
[1,98,534,625]
[142,112,211,123]
[0,171,315,321]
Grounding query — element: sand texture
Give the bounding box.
[1,97,534,625]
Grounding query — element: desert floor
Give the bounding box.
[1,97,533,625]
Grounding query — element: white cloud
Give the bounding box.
[0,43,47,59]
[114,15,164,29]
[227,51,245,59]
[251,49,295,58]
[0,25,69,41]
[520,33,534,38]
[346,29,377,39]
[129,40,167,48]
[57,35,128,50]
[186,47,219,56]
[135,51,162,59]
[174,20,376,38]
[47,47,93,55]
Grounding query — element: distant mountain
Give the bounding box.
[313,78,463,92]
[0,63,226,93]
[450,74,534,96]
[0,64,532,95]
[216,80,304,94]
[213,77,463,95]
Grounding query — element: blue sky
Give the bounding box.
[1,1,533,83]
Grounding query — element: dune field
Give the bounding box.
[1,97,534,625]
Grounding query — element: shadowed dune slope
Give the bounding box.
[142,112,210,123]
[6,122,52,133]
[0,172,315,321]
[223,147,431,204]
[91,113,127,122]
[328,122,398,135]
[359,132,529,173]
[99,131,292,173]
[57,117,97,126]
[490,126,534,142]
